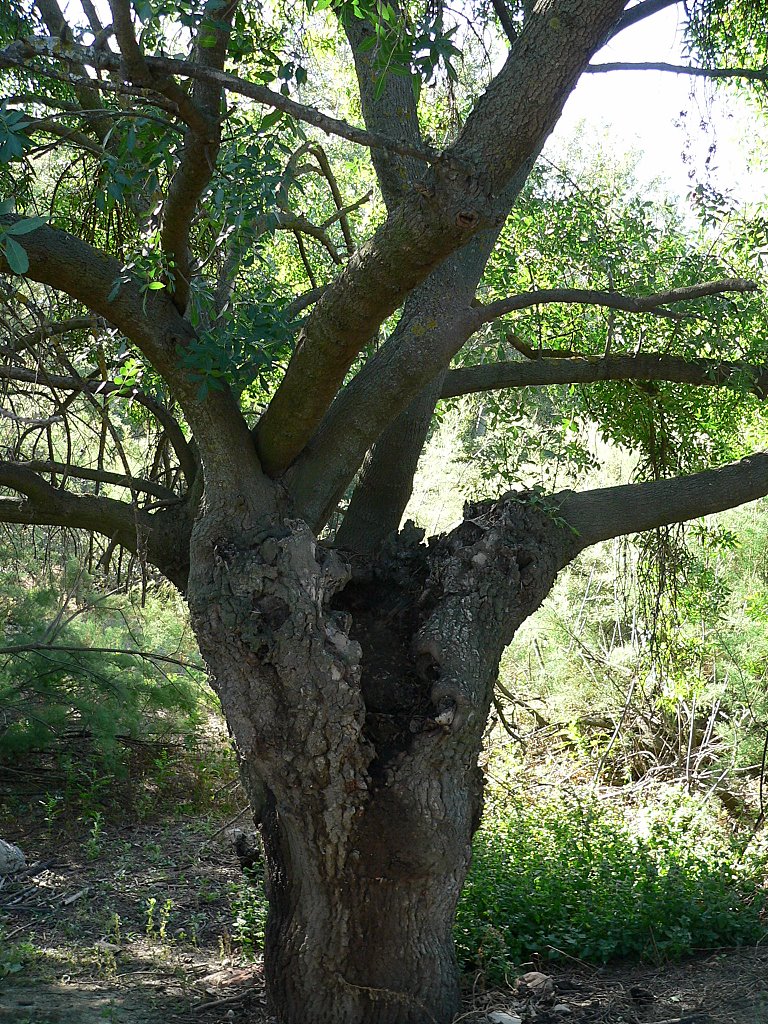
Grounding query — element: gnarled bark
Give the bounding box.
[187,490,578,1023]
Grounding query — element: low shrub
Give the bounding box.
[0,551,210,766]
[455,788,768,982]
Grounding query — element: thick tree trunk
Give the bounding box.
[186,490,578,1024]
[261,781,467,1023]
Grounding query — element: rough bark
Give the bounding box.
[186,487,578,1024]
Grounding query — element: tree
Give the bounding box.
[2,1,768,1021]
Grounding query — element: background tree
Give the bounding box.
[2,1,768,1021]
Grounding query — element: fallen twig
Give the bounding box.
[191,990,253,1013]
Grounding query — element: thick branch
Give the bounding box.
[343,13,425,210]
[158,1,237,312]
[473,279,757,326]
[609,0,681,38]
[440,351,768,398]
[490,0,518,43]
[334,378,444,552]
[558,454,768,549]
[106,1,209,131]
[284,152,542,528]
[0,462,191,588]
[0,459,145,542]
[257,0,627,475]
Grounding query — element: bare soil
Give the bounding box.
[2,754,768,1024]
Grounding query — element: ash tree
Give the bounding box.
[2,0,768,1020]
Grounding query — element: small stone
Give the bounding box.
[553,1004,572,1015]
[516,971,555,1000]
[94,940,121,953]
[0,839,25,874]
[487,1013,523,1024]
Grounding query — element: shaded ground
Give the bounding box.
[2,752,768,1024]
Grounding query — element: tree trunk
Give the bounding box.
[186,491,578,1024]
[261,780,468,1023]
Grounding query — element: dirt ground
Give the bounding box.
[2,757,768,1024]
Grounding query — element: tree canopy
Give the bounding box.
[2,0,768,572]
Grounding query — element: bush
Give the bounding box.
[455,788,768,982]
[0,543,210,766]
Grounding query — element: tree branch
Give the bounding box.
[34,0,107,133]
[157,0,238,312]
[490,0,518,43]
[285,154,540,528]
[558,454,768,549]
[0,459,145,536]
[608,0,682,39]
[0,364,197,486]
[256,0,628,476]
[0,216,261,495]
[587,61,768,83]
[1,37,438,166]
[0,642,202,670]
[26,117,106,155]
[0,462,191,589]
[7,316,100,353]
[107,0,210,132]
[440,351,768,399]
[342,12,426,210]
[15,460,178,500]
[473,278,757,326]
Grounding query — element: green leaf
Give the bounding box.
[4,216,47,236]
[260,109,284,132]
[3,235,29,274]
[146,280,166,290]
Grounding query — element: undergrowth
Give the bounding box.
[0,543,210,767]
[455,786,768,983]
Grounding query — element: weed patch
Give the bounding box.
[456,789,768,983]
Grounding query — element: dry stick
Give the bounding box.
[757,726,768,828]
[192,989,257,1014]
[650,1016,711,1024]
[590,675,637,788]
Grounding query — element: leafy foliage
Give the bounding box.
[456,788,768,980]
[0,537,209,764]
